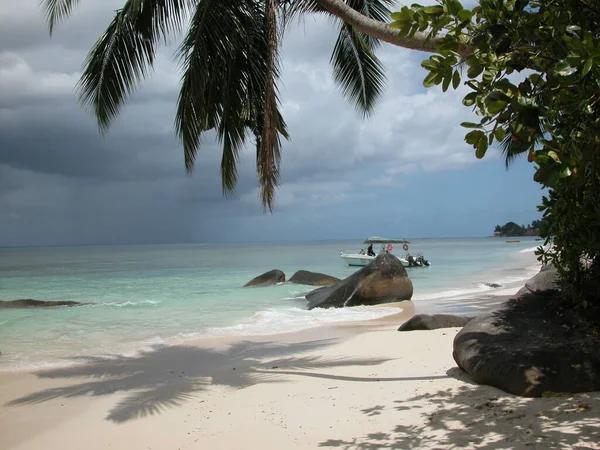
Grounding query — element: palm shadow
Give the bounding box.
[5,338,392,423]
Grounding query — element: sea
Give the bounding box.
[0,237,541,372]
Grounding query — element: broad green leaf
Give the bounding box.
[461,122,482,129]
[421,59,439,70]
[457,9,472,22]
[452,70,460,89]
[475,137,488,159]
[488,91,512,102]
[465,129,485,145]
[528,73,544,85]
[582,59,593,77]
[554,60,577,76]
[482,70,496,83]
[442,55,458,66]
[462,92,477,106]
[486,99,509,114]
[494,127,506,142]
[548,150,561,163]
[467,65,483,78]
[423,71,438,88]
[423,5,443,15]
[442,70,452,92]
[559,167,572,178]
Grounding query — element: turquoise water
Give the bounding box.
[0,238,540,370]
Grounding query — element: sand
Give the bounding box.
[1,289,599,449]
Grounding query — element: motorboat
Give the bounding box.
[340,242,431,268]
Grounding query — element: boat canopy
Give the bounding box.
[363,236,410,244]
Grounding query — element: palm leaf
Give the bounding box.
[346,0,394,47]
[41,0,81,34]
[330,1,391,116]
[77,0,192,132]
[499,126,531,169]
[280,0,328,27]
[331,23,386,116]
[175,0,288,207]
[175,0,250,175]
[255,0,284,212]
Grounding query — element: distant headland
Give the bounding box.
[493,220,541,237]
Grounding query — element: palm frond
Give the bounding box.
[175,0,249,174]
[256,0,284,212]
[499,126,531,169]
[77,0,192,132]
[331,23,386,117]
[346,0,394,48]
[280,0,328,28]
[328,1,391,116]
[175,0,288,207]
[42,0,81,35]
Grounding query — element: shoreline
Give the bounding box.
[2,281,599,449]
[0,240,541,374]
[0,282,524,375]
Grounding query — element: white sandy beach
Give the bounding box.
[1,287,599,450]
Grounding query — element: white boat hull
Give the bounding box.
[340,253,410,267]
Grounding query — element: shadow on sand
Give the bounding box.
[318,367,600,449]
[6,338,397,423]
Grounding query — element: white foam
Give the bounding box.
[413,266,540,302]
[93,300,162,307]
[519,246,539,254]
[174,305,401,340]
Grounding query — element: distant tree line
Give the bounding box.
[494,220,542,237]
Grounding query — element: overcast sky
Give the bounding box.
[0,1,543,246]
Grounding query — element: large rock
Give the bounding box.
[515,264,559,297]
[398,314,474,331]
[453,291,600,397]
[0,299,82,308]
[306,252,413,309]
[243,270,285,287]
[288,270,341,287]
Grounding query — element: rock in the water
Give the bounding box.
[515,264,559,297]
[453,291,600,397]
[0,299,82,308]
[288,270,341,286]
[398,314,474,331]
[243,270,286,287]
[306,252,413,309]
[484,283,502,288]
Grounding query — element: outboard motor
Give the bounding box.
[407,254,416,267]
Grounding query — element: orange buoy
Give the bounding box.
[386,243,393,252]
[403,243,409,251]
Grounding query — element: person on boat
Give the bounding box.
[359,249,365,255]
[367,244,376,257]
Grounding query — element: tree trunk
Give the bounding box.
[314,0,469,55]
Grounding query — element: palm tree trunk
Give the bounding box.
[314,0,466,54]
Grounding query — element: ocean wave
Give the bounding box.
[91,299,162,308]
[414,269,539,302]
[175,305,402,340]
[519,246,539,254]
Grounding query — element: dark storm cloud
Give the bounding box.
[0,0,486,246]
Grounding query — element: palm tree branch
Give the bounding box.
[78,7,156,133]
[77,0,192,132]
[41,0,81,35]
[499,126,531,169]
[256,0,284,212]
[331,22,385,117]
